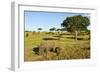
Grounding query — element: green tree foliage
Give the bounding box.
[37,28,42,33]
[38,28,42,31]
[61,15,90,40]
[56,28,61,34]
[49,27,56,32]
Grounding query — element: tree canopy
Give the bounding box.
[61,15,90,33]
[49,27,56,31]
[61,15,90,40]
[38,28,42,31]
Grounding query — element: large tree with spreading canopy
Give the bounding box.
[61,15,90,40]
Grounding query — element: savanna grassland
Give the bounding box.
[24,31,90,61]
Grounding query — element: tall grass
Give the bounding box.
[24,32,90,61]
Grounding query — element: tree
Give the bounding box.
[56,28,61,40]
[49,27,56,32]
[61,15,90,40]
[37,28,42,33]
[60,27,67,34]
[56,28,61,34]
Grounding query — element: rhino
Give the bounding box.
[33,41,63,56]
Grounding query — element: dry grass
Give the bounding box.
[24,32,90,61]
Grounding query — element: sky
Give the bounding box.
[24,11,90,31]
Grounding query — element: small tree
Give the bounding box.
[49,27,56,33]
[37,28,42,33]
[61,15,90,41]
[56,28,61,40]
[60,28,67,34]
[56,28,61,34]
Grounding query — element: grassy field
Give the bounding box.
[24,31,90,61]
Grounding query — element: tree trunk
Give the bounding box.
[75,31,78,41]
